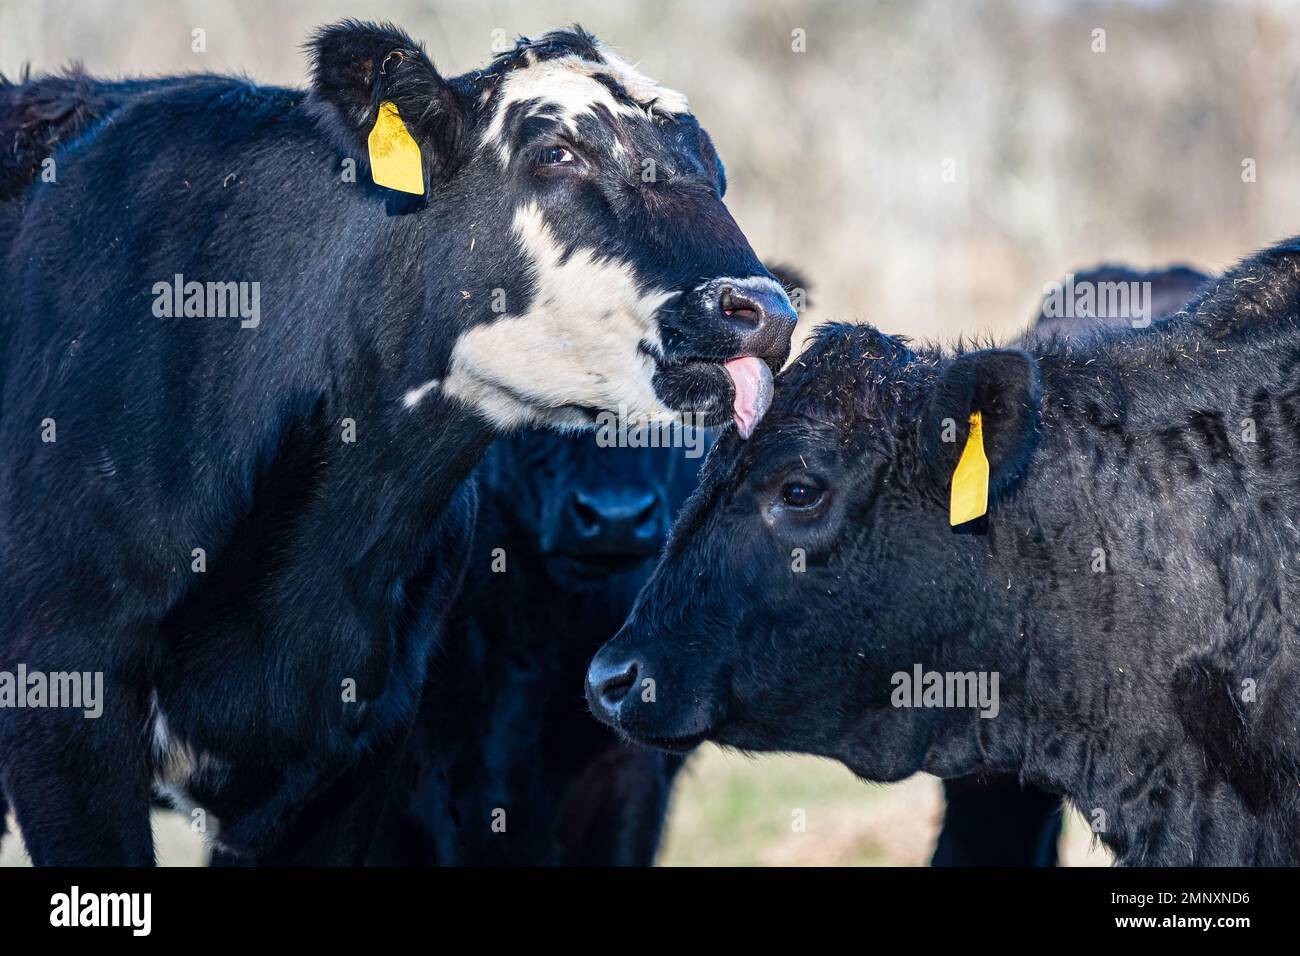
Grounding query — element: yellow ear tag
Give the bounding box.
[367,101,424,195]
[949,411,990,526]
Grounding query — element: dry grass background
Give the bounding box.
[2,0,1291,865]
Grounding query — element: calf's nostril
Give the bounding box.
[597,660,638,705]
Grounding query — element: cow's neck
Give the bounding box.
[962,554,1300,865]
[298,210,503,581]
[919,249,1300,863]
[954,335,1300,864]
[978,673,1300,865]
[312,388,493,579]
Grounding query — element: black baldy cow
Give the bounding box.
[0,21,794,865]
[368,430,703,865]
[589,238,1300,865]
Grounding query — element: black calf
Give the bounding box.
[590,235,1300,865]
[368,430,704,865]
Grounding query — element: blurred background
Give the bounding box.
[5,0,1299,865]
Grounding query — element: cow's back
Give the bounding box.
[0,71,196,202]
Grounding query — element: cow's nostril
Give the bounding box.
[719,287,761,328]
[568,490,663,551]
[570,493,603,537]
[634,496,661,537]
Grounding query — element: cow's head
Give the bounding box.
[480,428,706,588]
[585,323,1044,780]
[308,21,795,435]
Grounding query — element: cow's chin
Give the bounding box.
[441,326,751,430]
[650,359,736,428]
[543,551,655,588]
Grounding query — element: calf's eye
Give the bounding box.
[535,145,575,166]
[781,481,824,509]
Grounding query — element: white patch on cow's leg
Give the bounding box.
[149,690,224,845]
[403,378,442,409]
[438,202,680,430]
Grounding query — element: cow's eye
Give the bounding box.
[535,145,575,166]
[780,480,824,509]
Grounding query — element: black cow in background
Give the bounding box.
[1030,263,1211,339]
[367,430,705,865]
[365,264,799,866]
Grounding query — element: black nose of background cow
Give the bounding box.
[562,488,665,557]
[704,276,799,361]
[586,654,639,724]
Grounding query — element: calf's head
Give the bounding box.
[586,323,1042,779]
[309,21,795,434]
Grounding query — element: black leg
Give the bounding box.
[553,748,685,866]
[216,745,404,866]
[0,663,154,866]
[932,774,1063,867]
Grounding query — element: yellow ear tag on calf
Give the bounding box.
[949,411,990,526]
[367,101,425,195]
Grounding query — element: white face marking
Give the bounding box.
[481,49,691,165]
[437,202,680,429]
[692,275,787,298]
[591,41,692,115]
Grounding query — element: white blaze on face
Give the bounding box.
[481,47,691,165]
[437,202,680,429]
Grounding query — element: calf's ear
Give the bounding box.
[307,21,466,191]
[922,349,1041,523]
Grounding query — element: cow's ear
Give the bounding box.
[306,21,466,190]
[922,349,1041,522]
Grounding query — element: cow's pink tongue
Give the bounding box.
[723,357,774,440]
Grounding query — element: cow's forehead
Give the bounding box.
[478,38,692,158]
[589,40,691,115]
